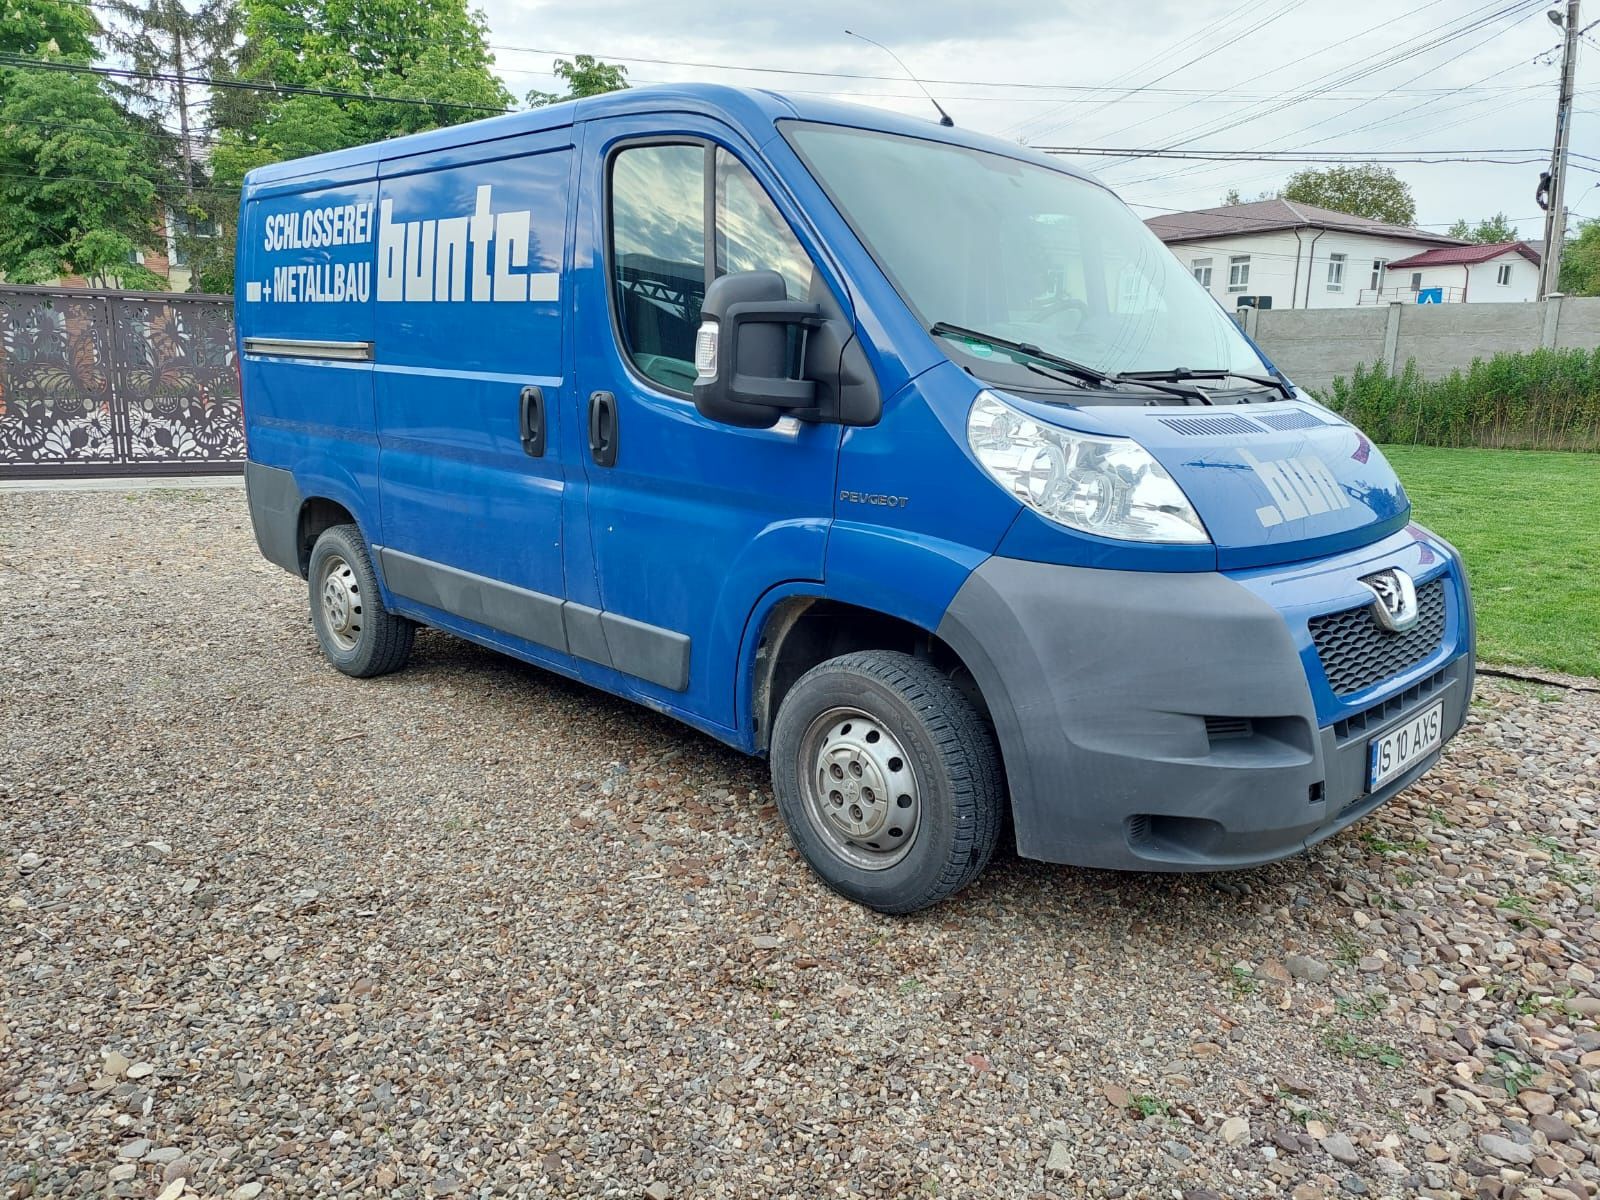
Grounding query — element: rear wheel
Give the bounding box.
[307,524,414,678]
[770,650,1003,914]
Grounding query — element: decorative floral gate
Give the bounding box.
[0,286,242,477]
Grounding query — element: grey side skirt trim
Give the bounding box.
[376,547,691,692]
[380,548,566,651]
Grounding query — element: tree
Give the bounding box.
[94,0,243,289]
[1280,164,1416,225]
[1559,217,1600,296]
[1,0,98,58]
[0,0,169,287]
[98,0,241,195]
[1446,212,1520,244]
[526,55,628,107]
[230,0,510,136]
[1222,186,1275,206]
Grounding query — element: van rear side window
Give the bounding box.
[609,142,817,394]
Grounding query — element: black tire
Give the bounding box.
[770,650,1003,914]
[306,524,414,678]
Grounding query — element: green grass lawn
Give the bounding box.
[1383,446,1600,678]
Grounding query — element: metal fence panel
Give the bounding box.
[0,286,241,477]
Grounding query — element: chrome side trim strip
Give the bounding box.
[243,337,374,362]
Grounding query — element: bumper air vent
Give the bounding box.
[1332,666,1451,742]
[1204,716,1255,742]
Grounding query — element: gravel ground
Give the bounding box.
[3,487,1599,1200]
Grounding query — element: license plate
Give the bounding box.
[1368,701,1444,791]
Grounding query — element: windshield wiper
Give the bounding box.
[930,322,1220,403]
[929,322,1117,390]
[1118,367,1294,401]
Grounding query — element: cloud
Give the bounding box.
[497,0,1057,54]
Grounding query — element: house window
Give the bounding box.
[125,248,145,265]
[1326,253,1346,292]
[1370,258,1387,290]
[1410,272,1423,293]
[1227,255,1250,292]
[1191,258,1213,288]
[167,210,217,269]
[1496,262,1512,286]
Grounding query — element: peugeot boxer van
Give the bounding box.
[237,85,1475,913]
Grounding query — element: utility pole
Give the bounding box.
[170,0,193,202]
[1538,0,1581,298]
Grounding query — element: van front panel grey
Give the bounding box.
[937,556,1470,870]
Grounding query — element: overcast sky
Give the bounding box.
[477,0,1598,238]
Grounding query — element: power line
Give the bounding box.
[0,53,513,112]
[60,0,1579,99]
[1008,0,1261,136]
[1041,146,1560,159]
[1115,0,1548,192]
[0,166,241,193]
[1109,0,1546,185]
[1079,0,1456,157]
[1010,0,1281,139]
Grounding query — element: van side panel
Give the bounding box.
[371,132,574,648]
[238,169,381,544]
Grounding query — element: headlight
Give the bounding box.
[966,391,1209,543]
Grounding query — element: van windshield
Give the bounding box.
[784,122,1268,381]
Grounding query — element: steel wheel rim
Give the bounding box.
[798,706,921,871]
[318,553,363,653]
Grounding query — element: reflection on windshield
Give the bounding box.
[785,123,1266,379]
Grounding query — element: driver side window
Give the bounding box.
[610,142,817,393]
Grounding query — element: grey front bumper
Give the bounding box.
[936,556,1471,871]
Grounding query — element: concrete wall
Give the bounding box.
[1240,295,1600,391]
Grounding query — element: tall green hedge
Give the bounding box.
[1314,348,1600,451]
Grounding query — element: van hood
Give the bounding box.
[1045,399,1410,570]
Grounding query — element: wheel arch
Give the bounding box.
[744,591,995,756]
[296,496,359,577]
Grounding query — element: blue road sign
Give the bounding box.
[1416,287,1443,305]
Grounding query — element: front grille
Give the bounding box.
[1309,577,1447,696]
[1332,666,1450,742]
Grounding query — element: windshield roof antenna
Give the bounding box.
[843,30,955,127]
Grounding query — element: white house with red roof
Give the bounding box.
[1144,198,1539,310]
[1381,242,1542,305]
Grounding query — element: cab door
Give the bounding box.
[567,119,846,734]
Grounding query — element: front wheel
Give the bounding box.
[307,524,414,678]
[770,651,1003,914]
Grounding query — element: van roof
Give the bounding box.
[241,82,1099,190]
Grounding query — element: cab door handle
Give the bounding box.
[588,390,618,467]
[519,385,545,457]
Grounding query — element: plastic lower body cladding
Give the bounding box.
[936,548,1473,871]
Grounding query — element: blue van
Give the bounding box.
[237,84,1475,913]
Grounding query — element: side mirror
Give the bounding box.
[693,270,820,429]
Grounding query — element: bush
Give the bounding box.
[1315,348,1600,451]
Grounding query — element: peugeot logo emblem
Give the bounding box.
[1360,568,1420,633]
